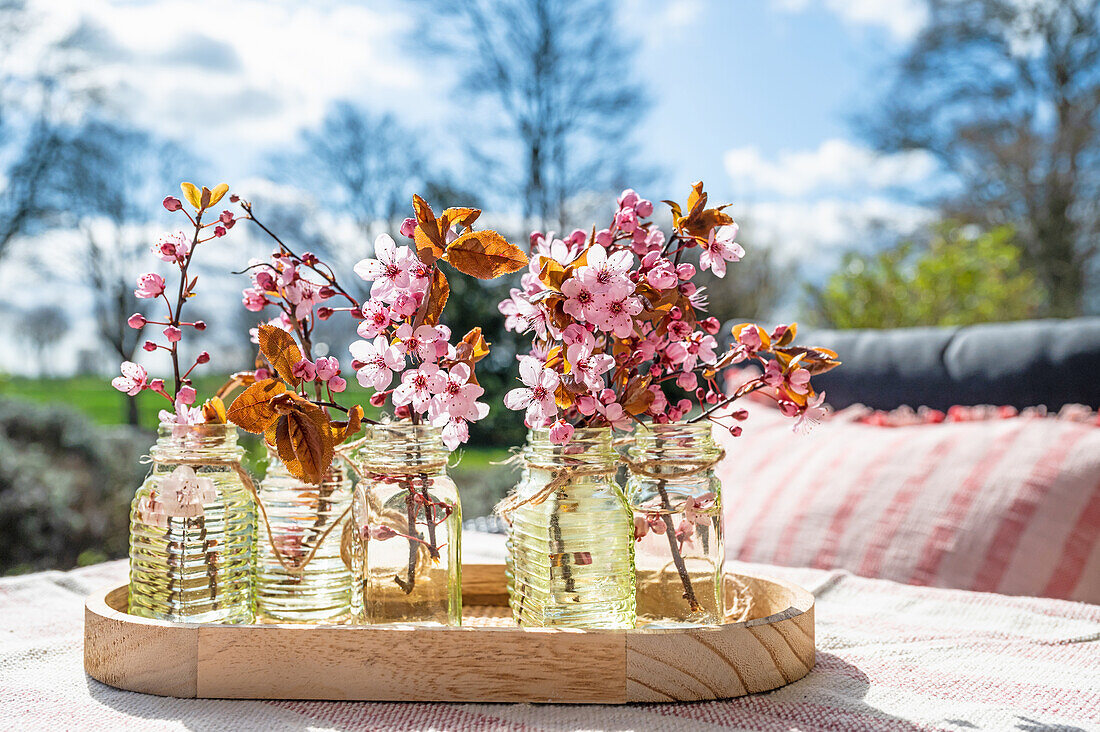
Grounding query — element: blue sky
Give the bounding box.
[2,0,939,372]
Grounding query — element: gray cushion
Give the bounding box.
[724,318,1100,411]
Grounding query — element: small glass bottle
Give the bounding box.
[252,452,353,622]
[626,422,723,625]
[506,427,636,629]
[129,422,255,623]
[351,423,461,625]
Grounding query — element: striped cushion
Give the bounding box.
[717,405,1100,604]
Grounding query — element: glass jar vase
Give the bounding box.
[504,428,636,629]
[626,422,723,625]
[350,423,461,625]
[252,452,353,622]
[129,422,255,623]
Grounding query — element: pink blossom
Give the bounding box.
[575,245,634,298]
[429,363,487,427]
[357,300,393,339]
[666,332,718,372]
[597,401,632,430]
[395,323,444,361]
[676,372,698,390]
[177,385,197,405]
[242,287,268,312]
[349,335,405,391]
[700,224,745,277]
[676,262,696,280]
[291,358,317,382]
[504,356,560,427]
[254,269,276,291]
[111,361,148,396]
[353,234,413,303]
[400,217,417,238]
[566,334,614,391]
[614,207,638,233]
[162,196,182,212]
[328,375,346,393]
[143,341,157,352]
[561,278,601,322]
[567,229,587,246]
[594,228,613,246]
[635,198,653,218]
[764,360,811,395]
[618,189,640,209]
[127,313,146,329]
[390,291,421,318]
[152,232,191,263]
[392,362,445,413]
[549,419,574,444]
[135,273,166,299]
[646,261,678,289]
[158,395,203,433]
[790,392,827,433]
[315,356,340,382]
[163,326,182,343]
[592,292,643,338]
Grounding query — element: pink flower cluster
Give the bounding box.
[242,252,334,320]
[500,183,835,443]
[350,233,488,450]
[112,188,235,427]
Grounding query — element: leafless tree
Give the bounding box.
[0,3,104,262]
[291,101,424,239]
[18,305,66,374]
[54,121,184,424]
[864,0,1100,315]
[412,0,650,232]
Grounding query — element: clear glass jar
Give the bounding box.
[506,428,636,629]
[626,422,723,625]
[252,452,353,622]
[351,423,461,625]
[129,422,255,623]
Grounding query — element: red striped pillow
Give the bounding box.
[717,405,1100,603]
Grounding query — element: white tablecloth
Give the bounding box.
[2,532,1098,731]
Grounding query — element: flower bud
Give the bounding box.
[729,425,743,437]
[214,226,227,237]
[731,409,749,421]
[301,251,319,266]
[676,263,696,280]
[148,378,166,393]
[317,306,334,320]
[701,317,721,335]
[193,320,207,331]
[369,392,387,407]
[163,325,182,343]
[219,210,234,225]
[318,286,335,299]
[196,351,211,364]
[142,340,157,352]
[393,404,411,419]
[127,313,146,329]
[254,367,271,381]
[400,218,417,238]
[177,385,197,406]
[255,271,276,290]
[229,194,240,203]
[162,196,183,212]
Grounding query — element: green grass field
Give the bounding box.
[0,374,514,518]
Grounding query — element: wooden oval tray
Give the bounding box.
[84,564,814,704]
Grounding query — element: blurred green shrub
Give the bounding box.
[805,223,1044,329]
[0,397,152,574]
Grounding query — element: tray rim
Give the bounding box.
[84,563,815,703]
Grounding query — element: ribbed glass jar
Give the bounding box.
[129,422,255,623]
[506,428,636,629]
[252,453,353,622]
[626,422,723,625]
[351,423,461,625]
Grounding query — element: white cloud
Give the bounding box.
[21,0,431,169]
[723,138,938,198]
[742,196,933,264]
[772,0,927,42]
[621,0,704,47]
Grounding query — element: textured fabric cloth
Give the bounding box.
[3,534,1099,731]
[718,404,1100,605]
[768,317,1100,411]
